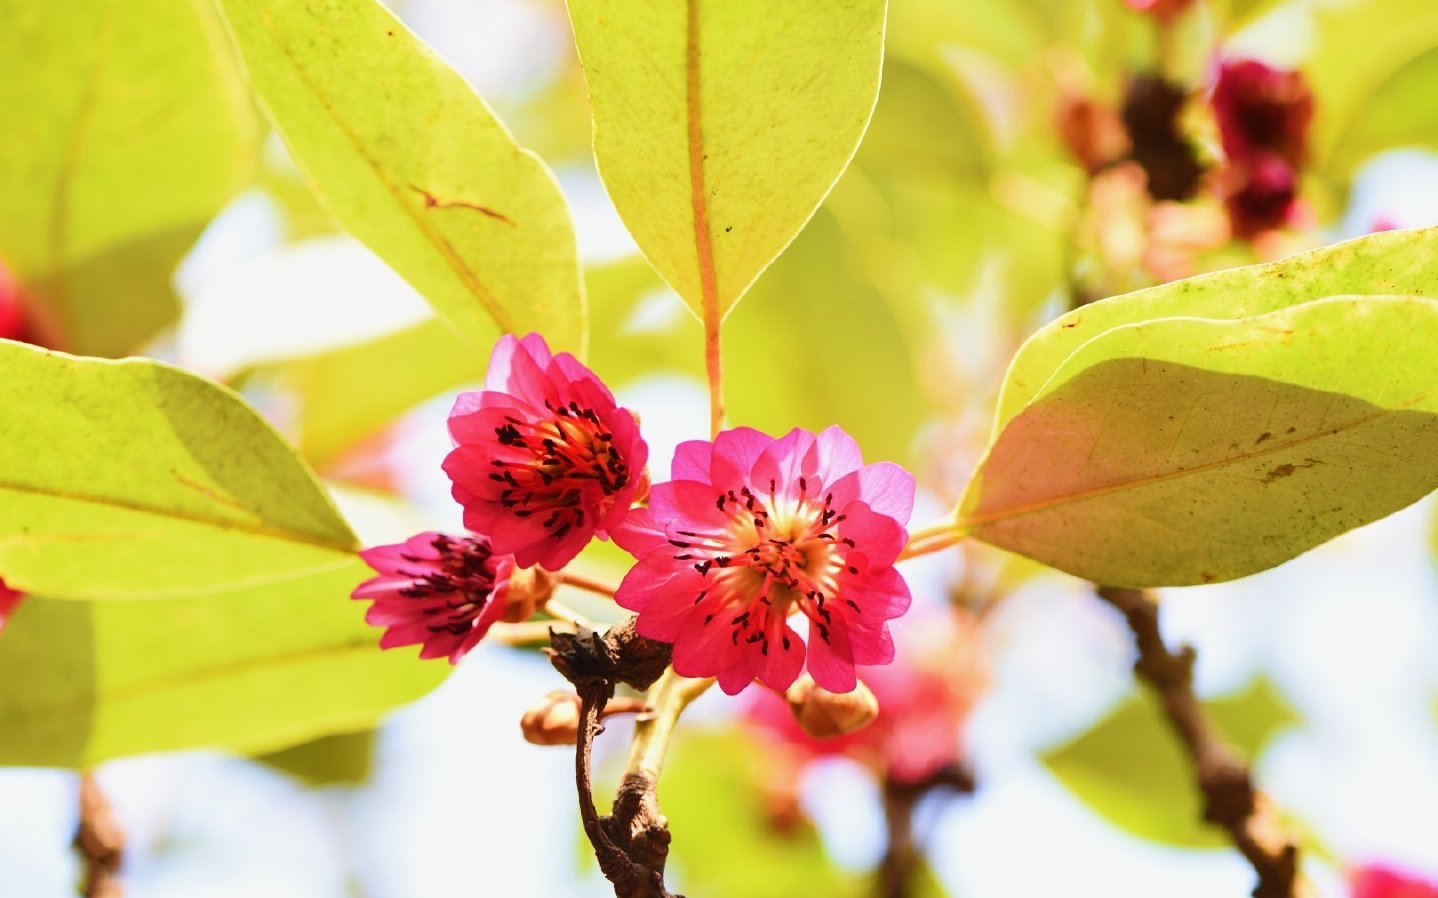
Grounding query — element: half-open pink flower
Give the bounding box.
[0,578,23,636]
[443,333,647,571]
[351,531,515,664]
[614,426,915,695]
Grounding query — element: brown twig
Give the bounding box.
[552,623,681,898]
[73,772,124,898]
[1096,586,1311,898]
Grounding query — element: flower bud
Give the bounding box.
[520,690,583,746]
[785,674,879,740]
[502,566,557,624]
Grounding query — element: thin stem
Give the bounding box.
[492,619,577,645]
[545,599,599,631]
[1097,587,1313,898]
[74,772,123,898]
[556,570,619,599]
[897,523,967,561]
[625,667,716,781]
[685,0,725,438]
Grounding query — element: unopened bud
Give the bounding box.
[503,566,557,624]
[520,690,582,745]
[785,674,879,740]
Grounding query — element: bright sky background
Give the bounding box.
[5,0,1438,895]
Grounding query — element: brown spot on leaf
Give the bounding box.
[1255,432,1272,444]
[1262,458,1322,484]
[410,185,516,226]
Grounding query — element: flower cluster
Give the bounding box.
[1211,58,1314,237]
[350,332,921,692]
[352,333,646,663]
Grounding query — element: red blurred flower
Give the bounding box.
[0,260,26,342]
[1353,865,1438,898]
[748,609,985,785]
[1212,59,1313,167]
[1125,0,1196,20]
[1211,59,1313,237]
[1224,151,1300,238]
[351,531,515,664]
[0,579,23,635]
[444,333,647,571]
[613,426,914,695]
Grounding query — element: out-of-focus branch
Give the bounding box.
[1096,586,1312,898]
[876,764,977,898]
[74,772,124,898]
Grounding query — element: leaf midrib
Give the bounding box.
[960,386,1438,532]
[0,478,357,554]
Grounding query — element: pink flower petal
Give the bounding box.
[444,333,647,570]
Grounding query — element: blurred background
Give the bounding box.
[3,0,1438,895]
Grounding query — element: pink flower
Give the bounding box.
[351,531,515,664]
[747,610,986,785]
[1353,866,1438,898]
[443,333,647,571]
[0,579,23,635]
[613,426,915,695]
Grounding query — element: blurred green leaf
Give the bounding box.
[662,729,862,898]
[212,0,584,352]
[568,0,885,318]
[727,212,926,466]
[1305,0,1438,181]
[1044,677,1297,848]
[258,728,376,787]
[252,256,664,472]
[0,0,257,356]
[1326,48,1438,182]
[994,228,1438,435]
[270,318,482,469]
[0,342,356,599]
[0,560,442,767]
[963,296,1438,586]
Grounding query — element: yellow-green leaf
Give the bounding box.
[568,0,886,318]
[1044,678,1297,848]
[258,729,376,787]
[211,0,584,352]
[0,342,356,599]
[962,296,1438,587]
[993,228,1438,437]
[0,561,443,767]
[0,0,257,356]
